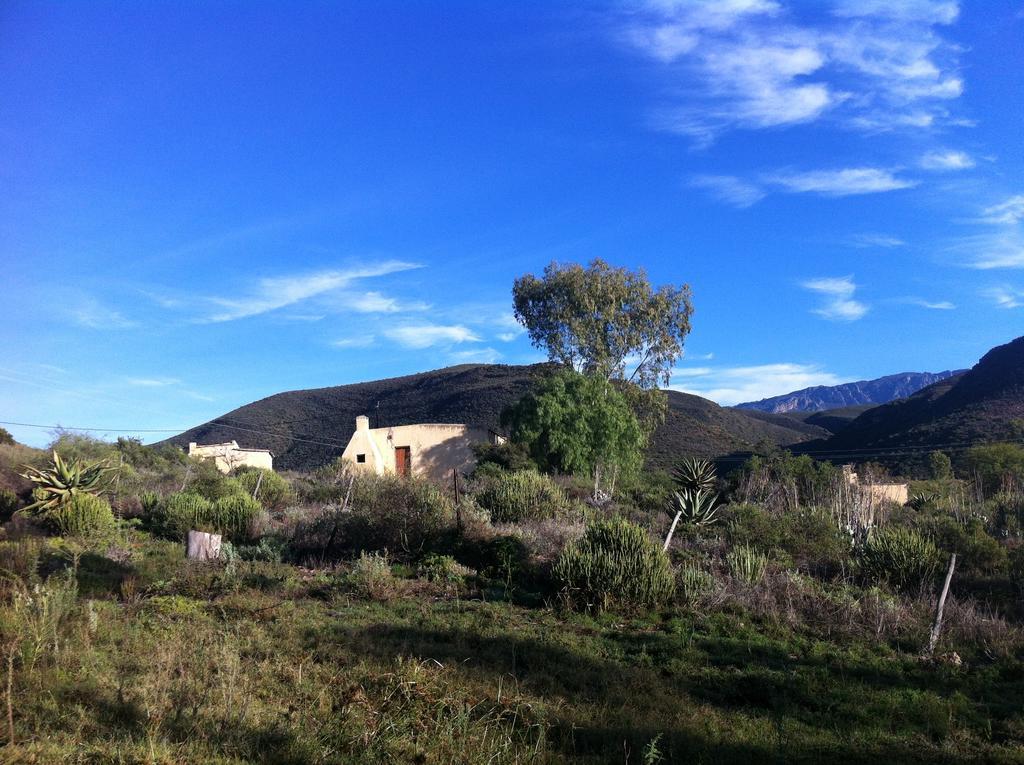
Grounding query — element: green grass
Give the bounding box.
[5,533,1024,764]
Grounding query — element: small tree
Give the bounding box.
[502,370,645,500]
[0,427,14,446]
[512,259,693,389]
[928,451,953,480]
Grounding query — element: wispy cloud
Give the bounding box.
[919,150,974,170]
[956,231,1024,270]
[801,275,869,320]
[126,377,181,387]
[849,233,906,248]
[625,0,963,145]
[201,261,421,322]
[984,286,1024,309]
[384,324,481,349]
[345,291,418,313]
[980,195,1024,225]
[70,298,137,330]
[903,297,956,310]
[331,336,376,348]
[690,174,766,207]
[449,347,502,364]
[765,167,917,196]
[671,362,846,406]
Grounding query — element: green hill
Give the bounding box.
[162,363,827,471]
[799,335,1024,465]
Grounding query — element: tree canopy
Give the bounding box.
[501,369,646,498]
[512,259,693,389]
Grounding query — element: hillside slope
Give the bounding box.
[735,370,964,413]
[800,335,1024,459]
[162,364,827,471]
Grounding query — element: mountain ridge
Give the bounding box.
[735,370,965,413]
[160,363,827,471]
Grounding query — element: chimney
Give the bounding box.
[356,415,370,431]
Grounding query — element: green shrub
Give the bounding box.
[157,491,260,541]
[349,551,397,600]
[859,526,940,591]
[189,461,247,502]
[157,492,213,538]
[553,518,674,612]
[726,544,768,585]
[49,493,116,537]
[235,468,292,509]
[677,563,715,603]
[1010,546,1024,594]
[475,469,578,523]
[922,515,1006,578]
[209,494,262,541]
[418,553,469,587]
[0,487,19,518]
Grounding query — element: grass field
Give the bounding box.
[5,532,1024,765]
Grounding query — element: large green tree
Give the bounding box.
[502,370,646,500]
[512,259,693,389]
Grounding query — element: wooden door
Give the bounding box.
[395,446,411,478]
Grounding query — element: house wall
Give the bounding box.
[188,441,274,474]
[340,418,497,482]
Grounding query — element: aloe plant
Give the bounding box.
[664,458,720,550]
[21,452,115,514]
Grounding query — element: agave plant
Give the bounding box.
[672,457,717,494]
[20,452,115,514]
[663,458,721,550]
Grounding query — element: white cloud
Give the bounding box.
[384,324,481,349]
[919,150,975,170]
[344,291,430,314]
[690,175,766,207]
[497,332,520,342]
[449,347,502,364]
[832,0,958,25]
[849,233,906,248]
[70,298,136,329]
[980,195,1024,225]
[126,377,181,387]
[626,0,964,143]
[687,351,715,361]
[985,287,1024,309]
[957,231,1024,270]
[672,366,714,377]
[801,275,869,320]
[671,362,846,406]
[904,297,956,310]
[765,167,917,196]
[331,336,376,348]
[202,261,421,322]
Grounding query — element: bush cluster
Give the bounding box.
[553,518,674,611]
[474,470,579,524]
[49,493,116,537]
[156,491,260,541]
[859,526,940,591]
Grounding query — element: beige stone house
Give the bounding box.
[842,464,909,506]
[188,441,274,474]
[341,416,504,482]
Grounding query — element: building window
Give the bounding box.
[356,454,366,463]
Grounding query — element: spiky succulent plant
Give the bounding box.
[21,452,114,514]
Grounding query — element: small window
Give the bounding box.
[356,454,366,463]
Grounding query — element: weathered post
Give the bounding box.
[926,553,957,657]
[187,530,222,561]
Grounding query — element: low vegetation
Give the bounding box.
[3,430,1024,762]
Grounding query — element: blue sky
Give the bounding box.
[2,0,1023,447]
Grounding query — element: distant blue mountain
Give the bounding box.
[734,370,965,414]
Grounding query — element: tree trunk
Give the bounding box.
[187,530,222,561]
[663,511,682,552]
[926,553,957,657]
